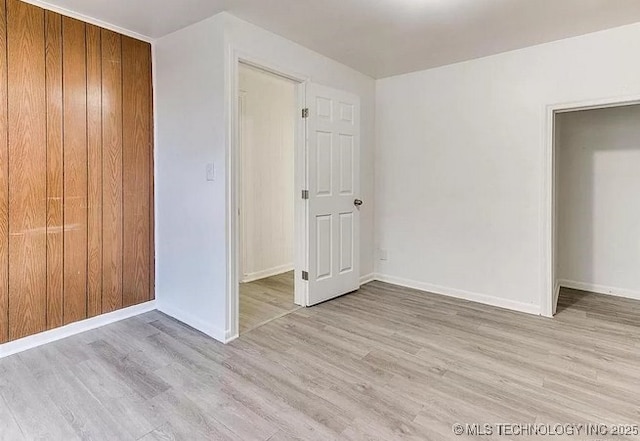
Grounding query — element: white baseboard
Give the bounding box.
[0,301,157,359]
[558,279,640,301]
[225,330,239,343]
[241,264,294,283]
[372,273,541,316]
[359,273,376,285]
[157,302,227,343]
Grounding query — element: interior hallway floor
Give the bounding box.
[0,283,638,440]
[240,271,299,334]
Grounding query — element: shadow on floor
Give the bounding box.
[556,286,640,327]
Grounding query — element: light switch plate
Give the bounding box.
[206,163,215,181]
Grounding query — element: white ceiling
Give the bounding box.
[35,0,640,78]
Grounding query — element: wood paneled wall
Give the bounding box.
[0,0,154,343]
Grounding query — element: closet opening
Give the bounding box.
[551,102,640,317]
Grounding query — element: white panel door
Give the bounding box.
[306,83,361,305]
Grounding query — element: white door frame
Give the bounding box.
[541,93,640,318]
[227,48,310,340]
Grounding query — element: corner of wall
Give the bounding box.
[156,299,227,343]
[373,273,541,316]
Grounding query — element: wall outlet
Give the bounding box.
[378,249,388,261]
[206,162,215,181]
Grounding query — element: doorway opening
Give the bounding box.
[227,51,363,341]
[547,98,640,316]
[237,62,302,334]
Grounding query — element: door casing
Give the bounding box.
[542,93,640,318]
[227,49,309,341]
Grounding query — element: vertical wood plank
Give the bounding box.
[122,37,151,307]
[86,24,102,318]
[45,10,63,330]
[62,16,87,325]
[149,52,155,302]
[7,0,47,340]
[101,29,123,313]
[0,0,7,343]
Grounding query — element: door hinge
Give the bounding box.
[301,190,309,200]
[302,271,309,281]
[302,108,309,118]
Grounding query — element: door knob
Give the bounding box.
[354,199,363,207]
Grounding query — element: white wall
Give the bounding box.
[375,22,640,314]
[239,64,295,282]
[155,12,375,341]
[154,14,227,339]
[556,105,640,300]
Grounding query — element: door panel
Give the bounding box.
[339,134,354,195]
[339,212,354,273]
[316,131,332,196]
[307,83,360,305]
[316,214,332,280]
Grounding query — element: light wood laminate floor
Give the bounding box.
[0,283,639,440]
[240,271,299,334]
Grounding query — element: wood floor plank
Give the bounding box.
[150,389,246,441]
[73,358,163,439]
[0,0,8,344]
[0,357,79,440]
[88,338,170,399]
[86,23,103,319]
[7,0,47,341]
[0,284,640,440]
[137,423,179,441]
[154,361,280,441]
[26,357,134,440]
[101,29,123,314]
[0,392,23,441]
[240,271,299,334]
[62,16,88,325]
[44,10,64,330]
